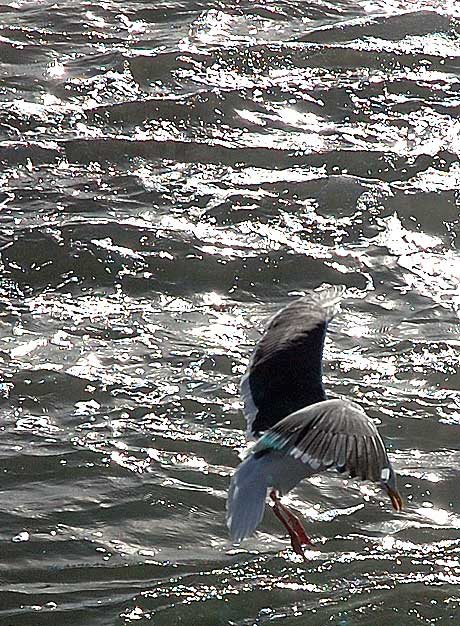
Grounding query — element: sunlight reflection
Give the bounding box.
[415,506,460,527]
[110,450,150,473]
[41,93,63,108]
[404,471,442,482]
[406,162,460,193]
[276,582,319,592]
[86,11,106,28]
[68,353,103,381]
[281,490,364,522]
[376,213,441,255]
[10,337,47,359]
[398,251,460,308]
[380,535,396,550]
[191,320,246,351]
[74,399,101,415]
[46,60,65,79]
[119,14,146,34]
[189,9,236,46]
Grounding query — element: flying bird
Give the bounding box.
[226,285,402,559]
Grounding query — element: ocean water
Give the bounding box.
[0,1,460,624]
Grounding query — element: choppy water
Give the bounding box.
[1,1,460,624]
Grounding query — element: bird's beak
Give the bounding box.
[384,485,403,512]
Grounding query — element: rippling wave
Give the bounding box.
[0,1,459,624]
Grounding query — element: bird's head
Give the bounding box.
[380,466,403,512]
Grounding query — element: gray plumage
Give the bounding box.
[227,285,401,543]
[256,399,391,482]
[227,449,310,542]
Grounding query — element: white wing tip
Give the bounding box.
[314,283,346,307]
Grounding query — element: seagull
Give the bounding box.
[226,284,402,559]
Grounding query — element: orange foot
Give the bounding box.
[270,490,311,561]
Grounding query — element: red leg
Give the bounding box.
[269,490,311,560]
[270,491,311,545]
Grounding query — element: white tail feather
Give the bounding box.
[226,454,268,542]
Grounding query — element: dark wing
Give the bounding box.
[241,284,345,437]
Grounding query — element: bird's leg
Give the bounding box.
[269,490,311,560]
[269,490,311,545]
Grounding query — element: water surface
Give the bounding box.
[1,1,460,624]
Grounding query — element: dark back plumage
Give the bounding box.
[241,285,345,436]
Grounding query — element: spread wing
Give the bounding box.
[254,399,393,483]
[241,284,345,437]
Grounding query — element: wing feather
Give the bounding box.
[255,398,395,485]
[241,284,345,437]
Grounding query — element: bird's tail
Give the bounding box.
[226,453,268,542]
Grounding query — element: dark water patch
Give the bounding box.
[129,50,209,87]
[88,89,280,133]
[124,249,368,297]
[300,10,457,44]
[10,369,102,406]
[0,39,48,65]
[0,143,61,166]
[383,190,460,245]
[62,138,455,184]
[306,45,459,74]
[64,137,312,169]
